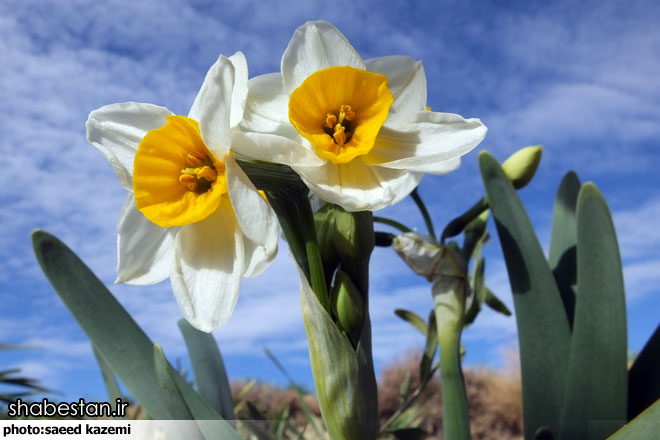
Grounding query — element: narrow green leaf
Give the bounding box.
[479,152,571,438]
[394,309,428,336]
[483,288,512,316]
[628,322,660,419]
[178,319,235,420]
[273,405,290,440]
[31,231,239,438]
[92,346,125,415]
[399,370,412,404]
[154,344,195,420]
[464,258,486,325]
[560,183,627,439]
[419,311,438,384]
[608,398,660,439]
[235,379,256,404]
[548,171,581,328]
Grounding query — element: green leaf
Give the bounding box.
[31,231,240,438]
[419,310,438,384]
[628,322,660,419]
[464,257,486,325]
[483,288,511,316]
[462,210,489,262]
[479,152,571,438]
[608,398,660,439]
[300,268,377,440]
[560,183,627,439]
[178,319,235,420]
[394,309,428,336]
[92,346,125,415]
[399,370,412,404]
[153,344,195,420]
[548,171,581,328]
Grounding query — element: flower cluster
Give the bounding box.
[87,21,486,332]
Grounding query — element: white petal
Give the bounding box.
[86,102,172,190]
[228,51,248,128]
[231,132,325,167]
[241,73,302,140]
[363,111,487,174]
[116,194,178,285]
[365,55,427,120]
[225,156,279,277]
[171,204,245,332]
[188,55,234,159]
[281,20,365,94]
[293,159,421,211]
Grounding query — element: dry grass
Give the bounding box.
[233,350,523,439]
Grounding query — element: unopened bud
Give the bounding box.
[331,270,364,344]
[314,203,340,276]
[334,208,374,262]
[501,145,543,189]
[393,232,443,281]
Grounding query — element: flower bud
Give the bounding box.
[331,270,365,345]
[314,203,340,272]
[393,232,443,281]
[501,145,543,189]
[334,207,374,261]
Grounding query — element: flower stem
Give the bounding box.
[373,216,412,233]
[410,188,437,242]
[437,326,471,440]
[441,196,489,243]
[265,189,330,313]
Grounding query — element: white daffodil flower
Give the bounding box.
[86,52,279,332]
[235,20,488,211]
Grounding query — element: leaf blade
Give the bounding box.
[560,183,627,439]
[178,318,235,421]
[479,152,571,438]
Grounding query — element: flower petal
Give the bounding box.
[171,203,245,332]
[281,20,365,95]
[231,131,325,167]
[225,156,279,277]
[86,102,172,190]
[365,55,427,120]
[241,73,301,140]
[293,158,421,211]
[188,54,234,159]
[363,111,487,174]
[228,51,248,128]
[116,194,178,284]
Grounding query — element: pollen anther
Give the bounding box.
[179,174,198,192]
[333,124,347,147]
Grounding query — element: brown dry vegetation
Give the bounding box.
[233,351,523,439]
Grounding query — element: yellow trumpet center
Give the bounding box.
[132,115,228,227]
[288,66,393,165]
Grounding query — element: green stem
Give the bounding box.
[437,327,471,440]
[441,196,489,243]
[265,190,330,313]
[373,216,412,234]
[410,188,437,242]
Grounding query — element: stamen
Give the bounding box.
[179,174,198,192]
[195,166,217,182]
[186,153,205,166]
[333,124,347,147]
[325,114,337,129]
[339,104,355,123]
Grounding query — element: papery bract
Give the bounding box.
[236,20,488,211]
[86,52,279,332]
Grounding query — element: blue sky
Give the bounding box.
[1,0,659,402]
